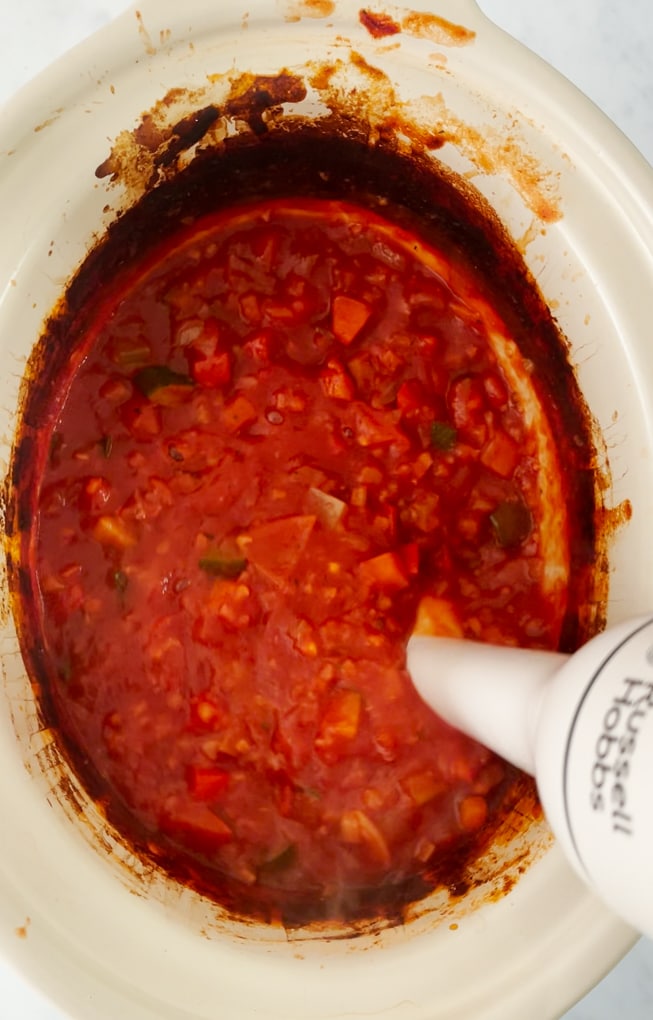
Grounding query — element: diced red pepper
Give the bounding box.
[222,394,257,433]
[187,764,230,801]
[332,295,372,344]
[185,318,232,388]
[396,379,426,415]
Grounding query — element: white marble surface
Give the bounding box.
[0,1,653,1017]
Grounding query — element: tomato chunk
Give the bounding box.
[241,515,316,585]
[332,295,372,344]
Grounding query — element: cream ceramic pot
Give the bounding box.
[1,1,653,1018]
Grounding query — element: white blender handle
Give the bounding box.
[407,616,653,939]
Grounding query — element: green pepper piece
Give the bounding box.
[490,500,532,547]
[198,551,247,579]
[430,421,458,450]
[134,365,194,405]
[258,844,297,879]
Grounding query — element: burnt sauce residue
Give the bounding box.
[359,7,476,45]
[6,64,605,932]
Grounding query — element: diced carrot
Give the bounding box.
[92,514,137,549]
[222,394,257,433]
[339,809,391,866]
[240,515,316,585]
[319,359,355,401]
[123,401,162,439]
[457,794,488,832]
[358,464,383,485]
[332,295,372,344]
[315,689,363,749]
[187,764,230,801]
[359,550,409,590]
[412,595,463,638]
[275,388,306,412]
[402,770,446,806]
[480,430,519,479]
[413,451,433,480]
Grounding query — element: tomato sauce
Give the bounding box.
[18,192,589,924]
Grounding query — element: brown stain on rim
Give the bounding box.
[92,49,559,227]
[359,6,475,46]
[33,109,65,134]
[135,9,157,56]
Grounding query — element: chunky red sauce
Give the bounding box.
[23,196,577,922]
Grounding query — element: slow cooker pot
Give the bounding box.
[1,1,653,1017]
